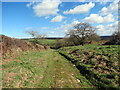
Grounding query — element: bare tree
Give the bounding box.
[26,30,47,44]
[36,34,47,39]
[26,31,38,39]
[66,23,96,45]
[26,30,46,39]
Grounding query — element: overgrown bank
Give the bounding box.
[58,45,119,88]
[0,35,50,58]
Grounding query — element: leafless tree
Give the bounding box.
[26,30,47,44]
[26,31,38,38]
[26,30,46,39]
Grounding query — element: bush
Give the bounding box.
[104,31,120,45]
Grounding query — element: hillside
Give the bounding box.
[0,35,49,58]
[1,35,119,88]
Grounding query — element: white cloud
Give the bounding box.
[111,21,118,27]
[96,21,118,36]
[54,20,118,36]
[63,2,95,14]
[100,7,108,15]
[32,0,61,17]
[26,1,35,7]
[54,20,80,32]
[51,15,65,22]
[99,2,118,16]
[96,24,108,35]
[96,24,113,36]
[78,0,86,2]
[83,14,114,23]
[45,16,50,19]
[104,14,115,23]
[71,19,80,25]
[108,21,119,29]
[50,31,55,34]
[113,0,119,4]
[63,20,67,24]
[96,25,105,31]
[83,14,104,23]
[54,19,117,36]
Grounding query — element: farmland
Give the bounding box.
[58,45,119,88]
[25,39,57,48]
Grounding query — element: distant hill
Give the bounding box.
[21,36,112,40]
[21,37,63,40]
[100,36,112,40]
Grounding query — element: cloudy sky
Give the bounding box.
[1,0,119,38]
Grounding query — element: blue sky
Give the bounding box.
[1,0,119,38]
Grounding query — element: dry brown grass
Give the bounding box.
[0,35,48,58]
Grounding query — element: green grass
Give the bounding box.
[3,51,51,88]
[58,44,119,88]
[2,49,92,88]
[25,39,57,47]
[38,39,56,46]
[3,43,118,88]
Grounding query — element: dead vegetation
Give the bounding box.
[0,35,50,58]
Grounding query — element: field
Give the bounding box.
[2,1,120,88]
[25,39,57,47]
[58,45,119,88]
[2,36,119,88]
[2,49,93,88]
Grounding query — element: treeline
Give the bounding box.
[54,23,120,49]
[26,22,120,49]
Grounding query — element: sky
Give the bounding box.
[1,0,119,38]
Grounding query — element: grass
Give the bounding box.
[38,39,56,47]
[2,49,92,88]
[3,51,50,88]
[25,39,57,47]
[3,42,119,88]
[58,44,119,88]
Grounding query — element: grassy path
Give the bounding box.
[2,49,92,88]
